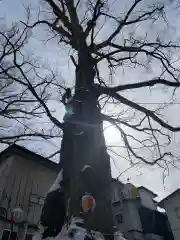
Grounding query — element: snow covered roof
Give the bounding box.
[138,186,157,198]
[158,188,180,208]
[0,144,58,170]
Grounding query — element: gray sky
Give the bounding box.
[1,0,180,201]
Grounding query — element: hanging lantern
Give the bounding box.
[81,194,96,213]
[12,207,24,223]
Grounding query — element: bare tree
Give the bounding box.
[2,0,180,237]
[0,22,64,146]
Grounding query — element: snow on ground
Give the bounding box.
[33,217,126,240]
[48,169,63,193]
[81,165,93,172]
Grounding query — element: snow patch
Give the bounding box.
[32,231,42,240]
[67,217,86,234]
[70,217,84,225]
[91,231,105,240]
[33,230,126,240]
[48,217,87,240]
[48,169,63,193]
[81,165,93,172]
[114,231,126,240]
[33,217,126,240]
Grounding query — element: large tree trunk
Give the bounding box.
[60,54,115,237]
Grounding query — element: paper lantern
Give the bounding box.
[81,194,96,213]
[12,207,24,223]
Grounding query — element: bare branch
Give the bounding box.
[46,0,72,31]
[103,114,173,165]
[104,92,180,132]
[47,149,61,159]
[97,78,180,93]
[84,0,105,39]
[21,20,72,42]
[96,1,163,50]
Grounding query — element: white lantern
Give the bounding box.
[12,207,24,223]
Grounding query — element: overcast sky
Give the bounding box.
[1,0,180,201]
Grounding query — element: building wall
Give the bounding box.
[111,180,124,202]
[112,181,170,240]
[0,155,170,240]
[111,181,144,240]
[138,188,156,210]
[123,199,144,240]
[111,180,124,233]
[0,156,14,202]
[0,154,57,226]
[145,233,163,240]
[163,193,180,240]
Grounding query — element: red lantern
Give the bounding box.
[81,194,96,213]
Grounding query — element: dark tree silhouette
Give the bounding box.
[0,22,63,145]
[2,0,180,237]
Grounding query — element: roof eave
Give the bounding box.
[138,186,158,198]
[0,144,58,170]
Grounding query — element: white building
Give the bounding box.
[111,179,173,240]
[0,145,174,240]
[159,189,180,240]
[0,145,58,240]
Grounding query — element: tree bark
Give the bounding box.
[60,55,115,237]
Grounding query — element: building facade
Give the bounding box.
[0,145,58,240]
[158,189,180,240]
[111,179,174,240]
[0,145,174,240]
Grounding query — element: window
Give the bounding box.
[175,207,180,219]
[25,233,33,240]
[29,194,45,206]
[116,214,123,224]
[1,230,17,240]
[10,232,17,240]
[112,188,120,202]
[0,206,7,218]
[1,230,10,240]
